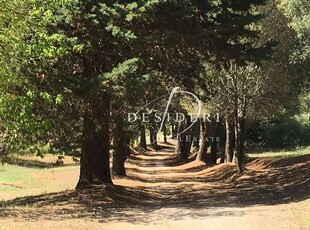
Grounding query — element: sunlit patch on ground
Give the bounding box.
[0,143,309,229]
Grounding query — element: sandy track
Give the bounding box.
[1,144,309,229]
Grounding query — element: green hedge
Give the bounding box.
[245,119,310,149]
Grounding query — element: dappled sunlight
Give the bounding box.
[1,142,309,229]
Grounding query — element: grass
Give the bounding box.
[247,146,310,158]
[0,165,36,192]
[0,158,79,201]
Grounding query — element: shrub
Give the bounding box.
[245,119,310,149]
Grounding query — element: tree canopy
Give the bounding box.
[0,0,309,186]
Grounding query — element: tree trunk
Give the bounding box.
[220,150,225,163]
[124,132,131,157]
[180,134,192,160]
[149,126,154,145]
[172,124,177,139]
[210,139,217,164]
[139,124,147,149]
[239,116,246,159]
[163,124,168,143]
[196,119,208,161]
[234,111,243,173]
[210,120,218,164]
[112,119,126,177]
[76,93,112,189]
[192,120,200,150]
[149,126,158,149]
[225,115,234,162]
[152,129,158,148]
[175,120,185,155]
[180,115,192,160]
[149,112,158,149]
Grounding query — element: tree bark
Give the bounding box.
[112,118,127,177]
[196,119,208,161]
[180,134,192,160]
[163,124,168,143]
[172,124,177,139]
[175,120,185,155]
[210,120,218,164]
[179,115,192,160]
[225,115,234,162]
[152,129,158,149]
[149,112,158,149]
[149,126,154,145]
[76,93,112,189]
[239,116,246,159]
[124,132,131,157]
[149,126,158,149]
[139,124,147,149]
[192,120,200,150]
[234,110,243,173]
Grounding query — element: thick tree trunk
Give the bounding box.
[152,129,158,148]
[196,119,208,161]
[139,124,147,149]
[76,93,112,189]
[112,119,126,177]
[220,150,225,163]
[124,132,131,157]
[225,115,234,162]
[179,115,192,160]
[210,141,217,164]
[180,134,192,160]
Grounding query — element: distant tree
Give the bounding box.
[216,62,265,172]
[258,0,300,116]
[281,0,310,92]
[281,0,310,63]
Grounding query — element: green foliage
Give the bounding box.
[281,0,310,62]
[267,120,310,148]
[0,0,304,163]
[246,118,310,149]
[0,0,160,158]
[206,61,265,118]
[280,0,310,92]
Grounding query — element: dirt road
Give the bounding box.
[1,144,309,229]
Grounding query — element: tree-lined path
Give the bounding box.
[1,142,309,229]
[1,0,310,229]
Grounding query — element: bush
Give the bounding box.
[245,119,310,149]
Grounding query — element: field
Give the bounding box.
[0,143,309,230]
